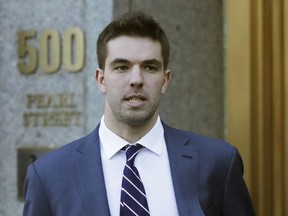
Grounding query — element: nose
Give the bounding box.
[129,66,143,88]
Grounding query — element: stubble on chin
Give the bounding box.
[116,104,159,127]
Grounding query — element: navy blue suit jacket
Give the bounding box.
[23,123,255,216]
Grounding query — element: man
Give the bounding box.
[23,12,255,216]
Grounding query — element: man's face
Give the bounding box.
[96,36,171,127]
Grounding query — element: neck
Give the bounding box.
[104,114,158,143]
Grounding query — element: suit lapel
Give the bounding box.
[163,123,205,216]
[73,127,111,216]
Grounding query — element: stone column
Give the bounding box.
[0,1,112,215]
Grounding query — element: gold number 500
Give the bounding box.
[17,28,85,75]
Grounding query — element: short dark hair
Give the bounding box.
[96,11,170,70]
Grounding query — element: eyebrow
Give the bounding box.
[142,59,162,68]
[110,58,130,66]
[110,58,162,67]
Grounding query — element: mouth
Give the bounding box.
[128,97,144,103]
[125,94,146,105]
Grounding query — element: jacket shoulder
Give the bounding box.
[162,122,234,151]
[32,126,100,168]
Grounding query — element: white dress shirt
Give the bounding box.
[99,116,179,216]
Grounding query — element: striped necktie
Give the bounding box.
[120,144,150,216]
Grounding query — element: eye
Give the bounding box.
[114,66,128,72]
[144,65,158,73]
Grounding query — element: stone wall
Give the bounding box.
[114,0,225,138]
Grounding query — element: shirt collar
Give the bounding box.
[99,116,164,159]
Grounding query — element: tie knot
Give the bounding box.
[125,144,143,164]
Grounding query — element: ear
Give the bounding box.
[95,68,106,94]
[161,69,171,95]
